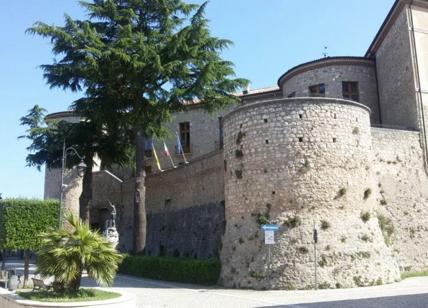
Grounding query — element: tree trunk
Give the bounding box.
[0,250,4,270]
[133,131,147,254]
[79,161,93,224]
[68,268,82,292]
[23,250,29,288]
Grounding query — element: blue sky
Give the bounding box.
[0,0,394,199]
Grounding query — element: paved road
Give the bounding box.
[81,275,428,308]
[4,260,428,307]
[286,293,428,308]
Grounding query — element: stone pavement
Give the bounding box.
[81,274,428,308]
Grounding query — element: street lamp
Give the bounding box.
[59,142,87,227]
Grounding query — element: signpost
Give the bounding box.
[261,224,279,282]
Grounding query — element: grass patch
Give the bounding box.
[17,288,120,302]
[378,214,394,246]
[119,255,220,285]
[401,270,428,280]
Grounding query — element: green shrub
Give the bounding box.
[320,220,331,230]
[283,216,301,229]
[334,188,347,200]
[256,213,270,225]
[378,214,394,246]
[118,255,220,285]
[235,149,244,158]
[0,198,59,250]
[298,246,309,254]
[363,188,372,200]
[235,169,243,179]
[360,212,370,223]
[236,131,246,145]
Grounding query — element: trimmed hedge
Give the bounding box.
[118,255,220,285]
[0,199,59,250]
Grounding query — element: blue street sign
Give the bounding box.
[261,224,279,231]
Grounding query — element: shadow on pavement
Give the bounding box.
[256,293,428,308]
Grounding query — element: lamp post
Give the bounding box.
[59,141,87,227]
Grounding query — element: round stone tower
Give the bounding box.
[44,111,83,217]
[220,97,399,289]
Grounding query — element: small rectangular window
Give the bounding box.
[309,84,326,97]
[287,91,296,98]
[179,122,191,153]
[342,81,359,102]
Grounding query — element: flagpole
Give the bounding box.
[176,131,189,164]
[163,141,176,168]
[152,141,163,172]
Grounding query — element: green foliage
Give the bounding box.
[283,216,301,229]
[235,149,244,158]
[318,255,328,267]
[119,255,220,285]
[298,247,309,254]
[353,275,364,287]
[36,214,122,292]
[363,188,372,200]
[256,213,270,225]
[401,269,428,280]
[334,187,347,200]
[320,220,331,230]
[27,0,248,140]
[235,169,243,179]
[249,270,265,281]
[0,199,59,250]
[318,282,331,289]
[361,234,371,242]
[360,211,371,223]
[378,214,394,246]
[17,289,120,302]
[236,131,246,145]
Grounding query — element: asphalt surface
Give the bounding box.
[283,293,428,308]
[4,260,428,307]
[81,274,428,308]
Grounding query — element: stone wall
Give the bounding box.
[375,7,418,129]
[144,151,225,258]
[372,127,428,272]
[145,105,234,175]
[281,60,380,124]
[220,97,400,290]
[91,151,226,255]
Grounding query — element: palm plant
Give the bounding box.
[36,214,122,292]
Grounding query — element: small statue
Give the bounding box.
[103,201,119,249]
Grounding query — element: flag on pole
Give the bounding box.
[152,141,163,172]
[175,132,189,164]
[163,141,176,168]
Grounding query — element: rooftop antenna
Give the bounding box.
[322,46,329,58]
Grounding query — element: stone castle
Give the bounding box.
[44,0,428,289]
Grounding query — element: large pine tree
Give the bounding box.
[28,0,247,253]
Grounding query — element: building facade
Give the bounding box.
[44,0,428,289]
